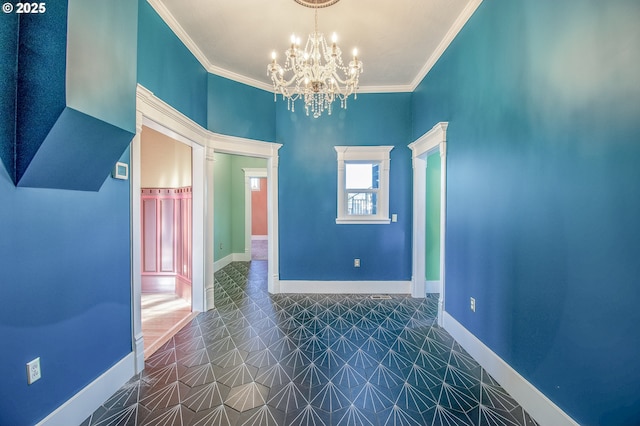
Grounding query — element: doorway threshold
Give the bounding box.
[141,293,199,360]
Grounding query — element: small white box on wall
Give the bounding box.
[112,162,129,180]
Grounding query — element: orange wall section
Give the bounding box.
[251,178,268,236]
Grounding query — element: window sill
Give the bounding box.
[336,217,391,225]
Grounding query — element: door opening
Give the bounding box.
[139,125,197,359]
[250,177,268,261]
[409,122,448,325]
[243,168,268,263]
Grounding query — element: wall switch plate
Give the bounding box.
[26,358,41,384]
[392,214,398,222]
[354,259,360,267]
[470,297,476,312]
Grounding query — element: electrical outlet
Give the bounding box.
[354,258,360,268]
[470,297,476,312]
[26,358,41,385]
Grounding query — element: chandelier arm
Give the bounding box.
[329,72,354,85]
[278,74,301,88]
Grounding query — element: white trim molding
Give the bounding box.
[409,0,484,91]
[214,253,250,272]
[280,280,412,295]
[425,280,441,293]
[134,85,208,374]
[146,0,272,92]
[37,353,135,426]
[214,254,234,272]
[205,146,215,310]
[409,122,448,309]
[133,84,283,372]
[443,313,580,426]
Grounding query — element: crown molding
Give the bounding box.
[146,0,273,92]
[409,0,483,91]
[146,0,210,72]
[149,0,482,94]
[207,64,274,92]
[357,85,413,94]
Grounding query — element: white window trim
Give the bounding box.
[335,145,393,224]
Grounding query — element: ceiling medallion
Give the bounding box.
[294,0,341,8]
[267,0,362,118]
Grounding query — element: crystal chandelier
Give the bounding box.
[267,0,363,118]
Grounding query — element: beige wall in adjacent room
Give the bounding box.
[141,126,192,188]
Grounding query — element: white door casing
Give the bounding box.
[132,85,282,372]
[408,122,448,324]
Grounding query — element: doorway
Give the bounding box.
[133,86,280,372]
[244,168,268,262]
[139,125,197,358]
[409,122,448,325]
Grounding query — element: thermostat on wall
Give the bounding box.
[112,162,129,180]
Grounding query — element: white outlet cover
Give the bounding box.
[27,357,41,384]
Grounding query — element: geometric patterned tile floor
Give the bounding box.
[82,261,539,426]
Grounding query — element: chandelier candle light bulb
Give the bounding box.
[267,0,362,118]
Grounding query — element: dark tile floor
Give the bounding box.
[83,261,538,426]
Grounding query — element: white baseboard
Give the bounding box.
[133,333,144,374]
[251,235,268,240]
[413,278,425,298]
[426,280,441,293]
[280,280,412,294]
[214,253,252,272]
[442,312,579,426]
[214,254,233,272]
[38,353,136,426]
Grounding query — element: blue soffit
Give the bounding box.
[4,0,137,191]
[17,107,133,191]
[0,13,18,180]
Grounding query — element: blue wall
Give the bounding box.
[0,1,137,423]
[5,0,639,423]
[412,0,640,424]
[0,150,132,425]
[138,0,207,128]
[277,93,413,281]
[208,74,276,141]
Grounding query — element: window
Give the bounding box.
[346,163,379,215]
[335,146,393,224]
[250,177,261,191]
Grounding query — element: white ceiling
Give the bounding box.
[150,0,481,92]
